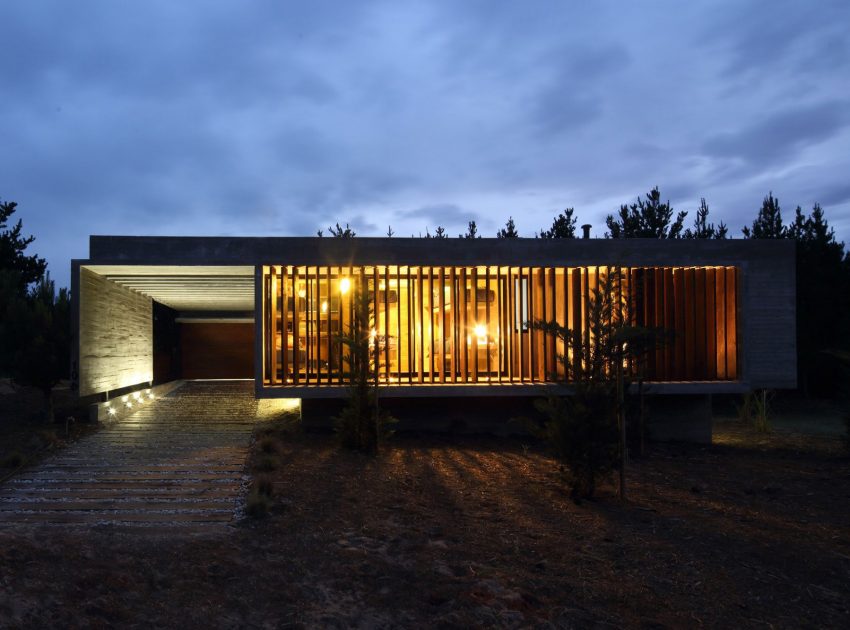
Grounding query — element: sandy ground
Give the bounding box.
[1,409,848,629]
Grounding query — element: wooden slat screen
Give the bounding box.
[260,265,740,386]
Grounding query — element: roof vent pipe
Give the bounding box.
[581,224,592,239]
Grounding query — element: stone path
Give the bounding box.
[0,381,263,528]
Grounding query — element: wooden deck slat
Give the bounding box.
[0,381,261,529]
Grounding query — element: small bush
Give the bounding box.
[738,390,772,433]
[258,437,278,454]
[255,475,274,497]
[530,383,619,501]
[254,455,279,472]
[1,451,25,469]
[246,488,272,518]
[246,475,274,518]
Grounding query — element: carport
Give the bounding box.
[72,263,255,399]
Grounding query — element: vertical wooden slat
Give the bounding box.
[496,266,505,383]
[684,268,695,380]
[517,269,525,382]
[484,266,491,380]
[663,268,675,380]
[417,267,424,383]
[281,267,289,383]
[306,267,312,384]
[448,267,456,383]
[439,267,446,383]
[459,268,467,382]
[422,267,434,383]
[292,268,300,384]
[406,266,413,384]
[653,268,663,379]
[557,268,566,382]
[705,268,716,380]
[505,268,512,381]
[262,269,268,384]
[570,268,580,379]
[695,268,706,379]
[395,266,402,383]
[470,267,478,383]
[672,268,684,380]
[726,267,738,379]
[540,268,548,380]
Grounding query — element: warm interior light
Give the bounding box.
[339,277,351,294]
[298,288,306,298]
[321,300,328,313]
[474,324,487,339]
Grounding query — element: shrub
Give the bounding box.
[254,455,279,472]
[532,383,619,501]
[1,451,25,469]
[246,475,274,518]
[258,437,278,454]
[530,268,662,500]
[738,390,772,433]
[334,276,395,453]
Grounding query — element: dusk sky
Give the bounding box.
[2,0,849,288]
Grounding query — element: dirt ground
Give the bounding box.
[1,408,848,628]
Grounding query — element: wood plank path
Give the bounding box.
[0,381,262,528]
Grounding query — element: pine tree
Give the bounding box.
[496,216,519,238]
[1,200,47,296]
[742,193,785,239]
[538,208,577,238]
[683,199,727,239]
[328,222,356,238]
[461,221,480,238]
[605,188,687,238]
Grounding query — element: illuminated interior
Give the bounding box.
[260,265,739,387]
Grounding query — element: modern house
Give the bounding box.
[71,236,796,440]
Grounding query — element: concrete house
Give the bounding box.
[71,236,796,440]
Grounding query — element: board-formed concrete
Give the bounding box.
[0,381,264,528]
[78,266,153,397]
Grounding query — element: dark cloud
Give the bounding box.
[399,204,475,229]
[702,101,849,165]
[706,0,850,79]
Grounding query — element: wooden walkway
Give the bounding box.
[0,381,261,528]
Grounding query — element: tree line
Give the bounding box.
[0,200,70,422]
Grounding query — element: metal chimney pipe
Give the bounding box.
[581,224,591,239]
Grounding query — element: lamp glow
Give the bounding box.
[339,278,351,294]
[321,300,328,313]
[474,324,487,339]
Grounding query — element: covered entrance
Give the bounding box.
[73,264,256,397]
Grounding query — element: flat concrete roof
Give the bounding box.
[86,235,795,268]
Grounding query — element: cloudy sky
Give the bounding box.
[2,0,849,288]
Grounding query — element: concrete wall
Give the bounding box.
[741,254,796,389]
[78,267,153,397]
